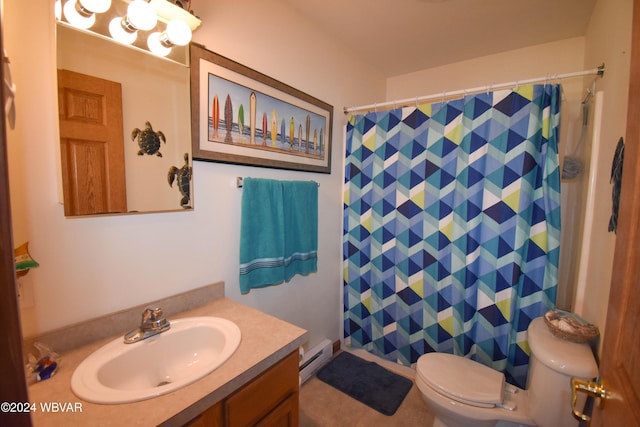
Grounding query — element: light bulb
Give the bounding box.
[165,19,192,46]
[147,32,171,57]
[127,0,157,31]
[78,0,111,14]
[109,16,137,44]
[55,0,62,20]
[63,0,95,29]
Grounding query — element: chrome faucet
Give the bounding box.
[124,307,171,344]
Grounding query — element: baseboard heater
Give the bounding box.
[299,338,333,384]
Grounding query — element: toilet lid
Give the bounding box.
[417,353,505,408]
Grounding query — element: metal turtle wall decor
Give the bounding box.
[132,121,166,157]
[168,153,192,208]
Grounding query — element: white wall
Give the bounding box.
[386,37,587,101]
[5,0,386,353]
[578,0,632,342]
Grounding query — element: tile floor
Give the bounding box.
[299,349,434,426]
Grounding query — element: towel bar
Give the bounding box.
[236,177,319,188]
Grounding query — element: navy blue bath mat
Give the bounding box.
[316,351,413,416]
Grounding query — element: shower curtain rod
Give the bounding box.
[343,64,605,115]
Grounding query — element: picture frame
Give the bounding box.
[190,43,333,174]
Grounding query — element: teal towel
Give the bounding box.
[239,178,318,293]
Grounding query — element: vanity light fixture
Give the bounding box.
[147,19,192,57]
[56,0,201,63]
[79,0,112,13]
[146,32,171,56]
[63,0,112,29]
[109,0,158,45]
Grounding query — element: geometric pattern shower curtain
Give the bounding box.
[343,84,561,388]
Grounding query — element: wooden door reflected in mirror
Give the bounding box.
[58,69,127,216]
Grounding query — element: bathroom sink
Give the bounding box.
[71,316,241,404]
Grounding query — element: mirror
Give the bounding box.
[56,22,193,216]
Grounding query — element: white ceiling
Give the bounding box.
[285,0,597,78]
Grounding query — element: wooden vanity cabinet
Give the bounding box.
[185,350,299,427]
[185,403,223,427]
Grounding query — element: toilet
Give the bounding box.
[415,317,598,427]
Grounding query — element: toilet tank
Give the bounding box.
[526,317,599,427]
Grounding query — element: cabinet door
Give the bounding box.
[184,402,223,427]
[225,351,299,427]
[254,393,298,427]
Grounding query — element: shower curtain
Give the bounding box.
[343,84,561,387]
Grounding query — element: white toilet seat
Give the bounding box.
[415,355,535,427]
[415,318,596,427]
[416,352,505,408]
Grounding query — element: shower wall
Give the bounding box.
[557,89,600,312]
[572,91,606,313]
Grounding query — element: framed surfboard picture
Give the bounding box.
[190,43,333,174]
